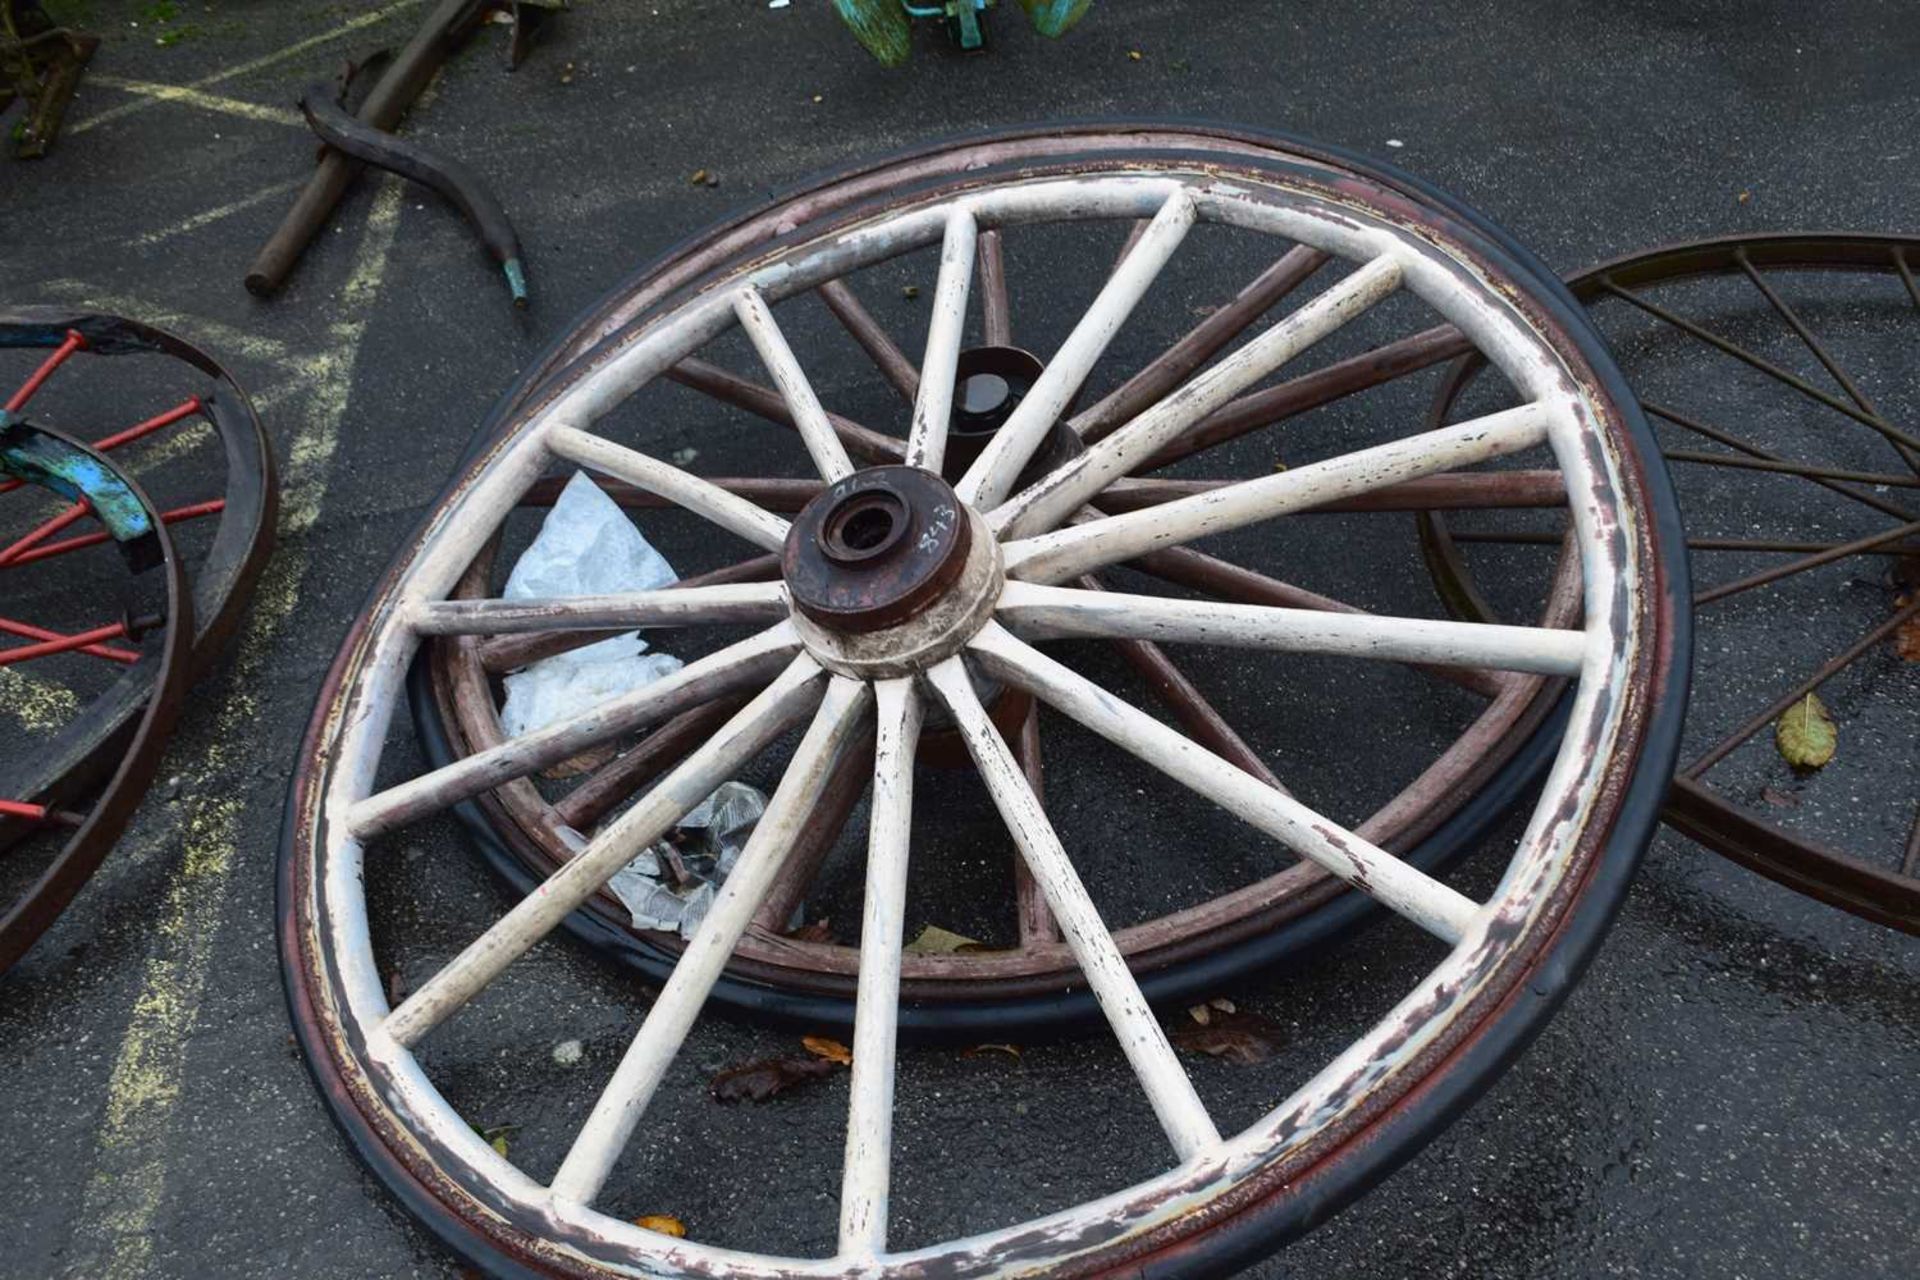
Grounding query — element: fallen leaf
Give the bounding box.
[471,1122,518,1157]
[961,1043,1022,1060]
[803,1035,853,1065]
[634,1215,686,1237]
[1170,1010,1285,1065]
[1736,189,1751,204]
[690,168,719,187]
[904,924,984,954]
[1895,608,1920,662]
[785,918,835,944]
[902,285,921,299]
[710,1054,840,1103]
[1186,1004,1211,1026]
[1760,786,1800,809]
[1775,693,1837,770]
[1209,997,1237,1013]
[1127,49,1143,61]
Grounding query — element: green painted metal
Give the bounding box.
[1013,0,1092,37]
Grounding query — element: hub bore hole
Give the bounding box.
[821,490,910,564]
[842,506,895,550]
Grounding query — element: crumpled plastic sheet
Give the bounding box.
[606,781,771,938]
[499,470,681,737]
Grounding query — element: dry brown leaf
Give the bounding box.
[1186,1004,1211,1025]
[634,1215,686,1238]
[1170,1010,1285,1065]
[710,1054,840,1104]
[904,924,984,954]
[1761,786,1800,809]
[1895,608,1920,662]
[803,1035,853,1065]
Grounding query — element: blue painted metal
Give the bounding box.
[0,417,157,545]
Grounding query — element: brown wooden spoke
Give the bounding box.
[477,553,786,675]
[978,228,1013,347]
[1008,703,1060,945]
[1681,593,1920,779]
[751,725,874,930]
[666,356,904,464]
[1599,278,1920,460]
[1645,401,1916,524]
[1142,322,1474,473]
[556,696,749,831]
[1734,247,1920,475]
[819,279,920,404]
[1072,245,1331,443]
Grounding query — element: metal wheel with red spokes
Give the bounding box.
[412,128,1592,1035]
[283,134,1684,1277]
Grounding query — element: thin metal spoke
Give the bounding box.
[1901,805,1920,880]
[733,287,858,482]
[1681,595,1920,778]
[1143,321,1473,473]
[1664,448,1920,489]
[924,655,1222,1160]
[1447,528,1920,557]
[837,678,921,1259]
[1070,245,1332,443]
[978,228,1012,346]
[408,581,789,636]
[819,279,920,404]
[379,656,830,1048]
[547,424,792,552]
[1897,248,1920,312]
[999,581,1589,675]
[967,623,1482,943]
[1003,402,1552,585]
[666,357,904,464]
[995,255,1405,538]
[907,206,977,475]
[1734,248,1920,475]
[4,328,85,412]
[549,676,873,1206]
[1645,401,1914,522]
[957,188,1197,508]
[1695,519,1920,607]
[1600,278,1920,457]
[348,624,801,840]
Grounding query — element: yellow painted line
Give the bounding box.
[127,176,308,247]
[64,180,408,1280]
[68,0,427,136]
[82,75,305,130]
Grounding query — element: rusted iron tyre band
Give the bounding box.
[1419,234,1920,933]
[0,426,193,973]
[0,309,277,840]
[284,122,1686,1279]
[412,125,1583,1027]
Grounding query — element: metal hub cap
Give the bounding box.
[783,466,971,633]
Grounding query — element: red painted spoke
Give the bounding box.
[0,617,141,665]
[0,800,85,828]
[0,498,92,565]
[0,499,224,570]
[0,396,204,496]
[3,329,86,413]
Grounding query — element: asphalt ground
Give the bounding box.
[1,2,1916,1277]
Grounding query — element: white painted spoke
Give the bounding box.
[407,581,790,636]
[997,581,1588,675]
[923,656,1221,1161]
[967,623,1481,942]
[992,254,1404,538]
[906,206,977,475]
[733,286,858,482]
[347,624,800,840]
[549,676,875,1207]
[1004,402,1552,585]
[547,423,792,552]
[956,189,1197,508]
[837,678,923,1259]
[379,656,830,1048]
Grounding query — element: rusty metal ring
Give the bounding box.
[0,424,193,973]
